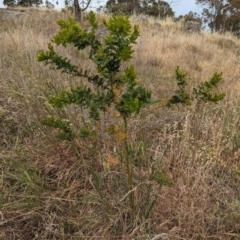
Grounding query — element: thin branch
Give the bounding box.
[119,181,152,202]
[81,0,92,11]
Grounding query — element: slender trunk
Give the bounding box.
[74,0,81,22]
[123,117,136,216]
[133,0,136,15]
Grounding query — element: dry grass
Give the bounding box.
[0,8,240,239]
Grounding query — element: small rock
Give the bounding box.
[217,38,236,47]
[153,22,161,29]
[184,20,201,33]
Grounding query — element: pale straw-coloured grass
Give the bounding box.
[1,8,240,239]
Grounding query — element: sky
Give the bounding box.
[0,0,202,17]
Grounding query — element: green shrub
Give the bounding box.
[37,11,225,218]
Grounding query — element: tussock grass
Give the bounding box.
[0,8,240,239]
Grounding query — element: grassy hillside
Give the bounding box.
[0,8,240,239]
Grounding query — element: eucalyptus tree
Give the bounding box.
[196,0,240,34]
[195,0,224,32]
[3,0,16,7]
[65,0,92,22]
[3,0,43,7]
[105,0,178,18]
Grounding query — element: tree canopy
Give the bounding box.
[3,0,58,8]
[105,0,175,19]
[3,0,43,7]
[196,0,240,35]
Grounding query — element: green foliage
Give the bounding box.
[196,0,240,34]
[167,67,191,106]
[2,157,45,210]
[38,44,79,75]
[3,0,43,7]
[118,85,152,117]
[37,11,224,218]
[3,0,16,7]
[41,117,74,140]
[80,127,90,138]
[37,11,146,126]
[105,0,175,19]
[193,72,225,102]
[234,169,240,182]
[168,67,225,107]
[140,0,175,19]
[45,0,55,8]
